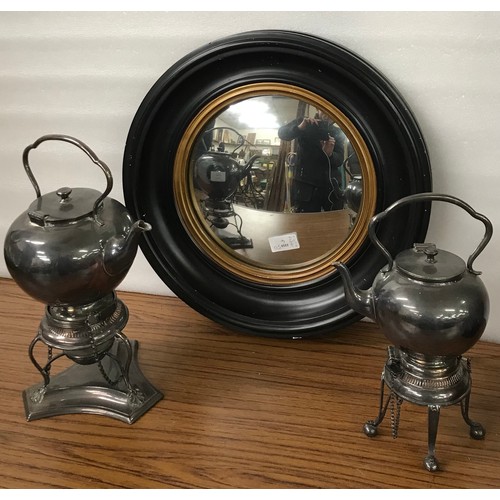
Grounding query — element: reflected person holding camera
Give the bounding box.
[278,110,344,212]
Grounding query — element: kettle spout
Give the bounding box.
[333,262,375,320]
[103,220,152,277]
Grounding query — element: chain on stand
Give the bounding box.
[46,345,53,377]
[89,330,122,387]
[389,392,403,439]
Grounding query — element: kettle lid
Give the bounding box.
[395,243,466,283]
[27,187,102,225]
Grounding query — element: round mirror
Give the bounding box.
[123,30,432,338]
[176,84,376,284]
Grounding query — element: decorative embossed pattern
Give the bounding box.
[400,365,466,390]
[43,301,126,340]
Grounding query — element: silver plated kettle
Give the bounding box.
[335,193,493,357]
[334,192,493,472]
[4,134,151,306]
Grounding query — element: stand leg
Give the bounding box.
[27,334,64,401]
[95,330,147,408]
[28,334,50,387]
[94,330,132,388]
[424,405,440,472]
[364,373,391,437]
[461,358,486,440]
[113,330,146,407]
[113,330,133,385]
[461,393,486,439]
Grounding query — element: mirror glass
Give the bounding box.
[189,95,364,267]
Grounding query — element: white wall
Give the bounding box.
[1,11,499,342]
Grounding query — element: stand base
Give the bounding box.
[23,340,163,424]
[221,236,254,249]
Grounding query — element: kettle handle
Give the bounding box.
[369,193,493,275]
[22,134,113,220]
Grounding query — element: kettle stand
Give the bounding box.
[23,293,163,424]
[202,198,253,250]
[363,346,485,472]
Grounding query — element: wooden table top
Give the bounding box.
[0,277,499,488]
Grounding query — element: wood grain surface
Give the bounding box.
[0,277,499,488]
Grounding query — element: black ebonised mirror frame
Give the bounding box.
[123,30,432,338]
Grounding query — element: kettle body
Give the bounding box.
[334,193,493,357]
[3,135,151,306]
[194,151,261,202]
[370,259,489,356]
[194,151,243,201]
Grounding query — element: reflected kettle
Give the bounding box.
[334,193,493,357]
[4,134,151,306]
[193,126,259,202]
[194,150,260,202]
[344,175,362,213]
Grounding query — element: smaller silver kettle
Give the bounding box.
[334,193,493,356]
[4,134,151,306]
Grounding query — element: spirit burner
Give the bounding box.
[4,135,163,423]
[335,193,492,471]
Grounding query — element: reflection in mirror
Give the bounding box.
[190,95,364,267]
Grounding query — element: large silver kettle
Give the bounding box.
[4,134,151,306]
[334,193,493,357]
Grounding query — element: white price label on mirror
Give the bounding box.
[268,232,300,253]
